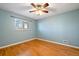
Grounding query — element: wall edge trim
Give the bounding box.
[36,38,79,49]
[0,38,36,49]
[0,38,79,49]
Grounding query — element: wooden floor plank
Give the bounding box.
[0,39,79,56]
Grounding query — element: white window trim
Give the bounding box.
[14,18,28,31]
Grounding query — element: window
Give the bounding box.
[23,22,28,29]
[15,18,28,30]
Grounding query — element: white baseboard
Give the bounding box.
[0,38,36,49]
[36,38,79,49]
[0,38,79,49]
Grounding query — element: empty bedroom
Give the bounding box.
[0,3,79,56]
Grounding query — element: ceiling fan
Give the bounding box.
[29,3,49,15]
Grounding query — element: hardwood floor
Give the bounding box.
[0,39,79,56]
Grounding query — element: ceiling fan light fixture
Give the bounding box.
[35,10,46,15]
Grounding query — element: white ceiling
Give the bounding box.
[0,3,79,20]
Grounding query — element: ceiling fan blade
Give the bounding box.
[42,10,48,13]
[29,10,37,13]
[43,3,49,8]
[31,3,36,8]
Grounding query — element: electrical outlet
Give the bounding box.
[63,40,67,43]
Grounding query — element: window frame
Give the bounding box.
[14,18,28,30]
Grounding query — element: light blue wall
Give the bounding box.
[0,9,79,47]
[0,9,36,47]
[37,9,79,47]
